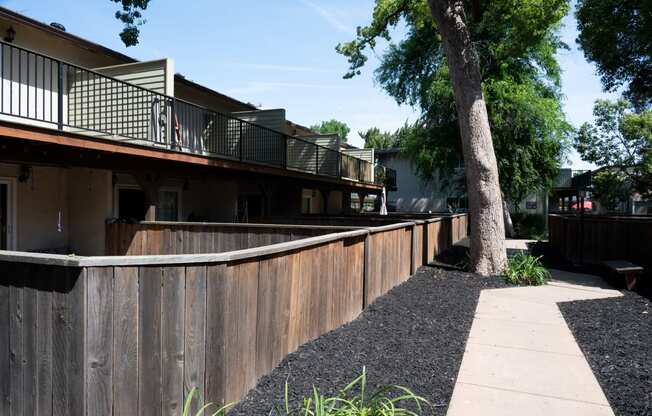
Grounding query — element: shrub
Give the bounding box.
[503,252,551,286]
[272,367,429,415]
[511,213,547,240]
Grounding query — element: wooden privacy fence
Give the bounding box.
[0,214,468,416]
[105,222,358,256]
[548,214,652,267]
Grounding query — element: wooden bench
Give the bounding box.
[604,260,644,290]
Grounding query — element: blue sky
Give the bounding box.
[3,0,617,168]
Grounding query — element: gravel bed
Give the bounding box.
[230,267,508,415]
[559,291,652,415]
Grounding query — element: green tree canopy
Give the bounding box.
[360,123,418,149]
[336,0,572,205]
[575,99,652,196]
[576,0,652,109]
[591,170,630,211]
[360,127,398,149]
[111,0,151,46]
[309,119,351,142]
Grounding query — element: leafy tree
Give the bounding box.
[360,127,398,149]
[576,0,652,109]
[360,123,417,149]
[346,0,570,206]
[309,119,351,142]
[111,0,151,47]
[575,99,652,197]
[591,170,629,211]
[337,0,572,274]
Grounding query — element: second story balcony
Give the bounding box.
[0,40,397,190]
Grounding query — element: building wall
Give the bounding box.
[232,109,286,132]
[67,167,113,255]
[114,173,239,222]
[514,191,547,216]
[0,163,69,252]
[94,59,174,96]
[183,178,238,221]
[327,191,343,214]
[378,154,448,212]
[0,19,126,69]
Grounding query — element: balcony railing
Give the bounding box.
[0,40,396,187]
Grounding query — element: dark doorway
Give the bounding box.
[118,188,147,221]
[237,194,264,221]
[1,184,7,250]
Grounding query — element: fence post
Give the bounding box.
[362,231,371,309]
[57,62,64,130]
[411,223,417,275]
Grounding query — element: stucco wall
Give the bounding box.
[0,163,69,252]
[378,154,448,212]
[67,167,112,255]
[327,191,343,214]
[183,178,238,221]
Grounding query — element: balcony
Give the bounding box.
[0,40,396,188]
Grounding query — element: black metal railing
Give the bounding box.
[0,40,395,186]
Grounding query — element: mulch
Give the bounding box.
[559,290,652,416]
[230,267,508,415]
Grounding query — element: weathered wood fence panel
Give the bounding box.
[0,214,468,415]
[548,214,652,267]
[0,264,85,416]
[105,222,349,256]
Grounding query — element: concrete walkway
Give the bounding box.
[447,270,622,416]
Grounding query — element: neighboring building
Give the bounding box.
[376,149,592,218]
[375,148,464,213]
[551,167,652,215]
[0,7,394,255]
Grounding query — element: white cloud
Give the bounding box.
[299,0,355,35]
[234,63,335,74]
[225,81,348,99]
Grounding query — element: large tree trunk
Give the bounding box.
[503,199,515,238]
[427,0,506,275]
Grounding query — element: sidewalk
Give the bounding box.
[446,269,622,416]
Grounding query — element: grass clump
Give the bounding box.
[503,252,550,286]
[182,388,231,416]
[272,367,429,416]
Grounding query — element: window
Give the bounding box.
[114,185,182,221]
[158,189,181,221]
[117,187,146,221]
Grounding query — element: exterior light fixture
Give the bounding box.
[4,27,15,43]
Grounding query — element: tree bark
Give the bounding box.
[503,199,515,238]
[427,0,507,275]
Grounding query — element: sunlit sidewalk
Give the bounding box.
[446,269,622,416]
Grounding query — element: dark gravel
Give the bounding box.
[559,291,652,415]
[230,267,508,415]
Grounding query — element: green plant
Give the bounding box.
[503,253,551,286]
[272,367,429,415]
[511,213,547,240]
[181,388,232,416]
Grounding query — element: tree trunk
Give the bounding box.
[427,0,506,275]
[503,199,515,238]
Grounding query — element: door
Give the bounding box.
[1,183,7,249]
[0,179,15,250]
